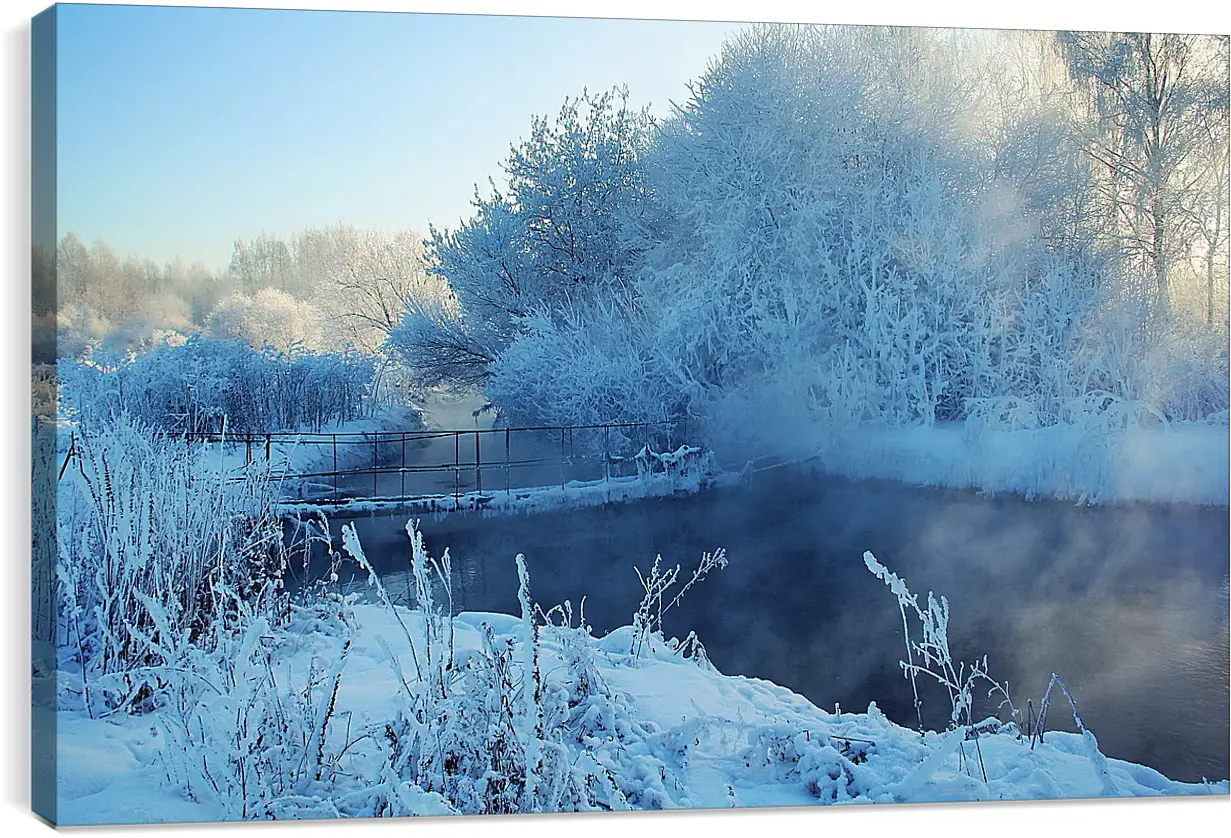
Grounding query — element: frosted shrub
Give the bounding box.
[485,295,680,429]
[1137,325,1231,422]
[964,397,1046,437]
[59,336,375,434]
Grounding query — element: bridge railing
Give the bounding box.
[182,419,688,503]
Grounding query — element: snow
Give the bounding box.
[45,597,1225,826]
[275,445,720,516]
[203,404,425,487]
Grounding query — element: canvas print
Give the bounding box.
[30,1,1230,827]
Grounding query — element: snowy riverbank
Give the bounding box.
[730,420,1230,507]
[43,592,1224,826]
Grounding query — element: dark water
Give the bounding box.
[289,470,1230,783]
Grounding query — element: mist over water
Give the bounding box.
[306,470,1230,784]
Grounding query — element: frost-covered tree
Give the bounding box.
[636,25,1085,434]
[303,226,449,355]
[207,287,321,353]
[390,87,656,387]
[400,24,1225,437]
[228,232,296,295]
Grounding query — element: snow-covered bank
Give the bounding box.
[276,444,718,516]
[45,595,1224,826]
[737,421,1229,507]
[206,404,424,489]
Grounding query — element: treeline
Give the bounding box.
[33,224,449,363]
[33,236,224,361]
[388,25,1230,448]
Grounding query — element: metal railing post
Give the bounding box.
[454,432,460,503]
[560,427,566,489]
[475,431,482,494]
[373,435,378,497]
[603,424,610,484]
[332,433,338,501]
[400,432,406,499]
[505,427,511,496]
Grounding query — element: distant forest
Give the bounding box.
[31,223,448,362]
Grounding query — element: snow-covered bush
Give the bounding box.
[58,336,375,434]
[1135,323,1231,422]
[484,293,680,428]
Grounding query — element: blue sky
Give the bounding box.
[53,3,738,268]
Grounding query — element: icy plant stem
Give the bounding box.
[863,551,924,729]
[341,522,422,683]
[515,553,542,810]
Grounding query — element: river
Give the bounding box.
[290,467,1229,784]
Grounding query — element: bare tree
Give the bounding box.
[1057,32,1230,312]
[314,228,447,354]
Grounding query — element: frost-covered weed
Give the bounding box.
[862,550,1016,737]
[156,586,356,819]
[46,415,374,817]
[56,416,286,712]
[863,550,1125,791]
[32,419,59,646]
[318,521,707,816]
[630,547,727,661]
